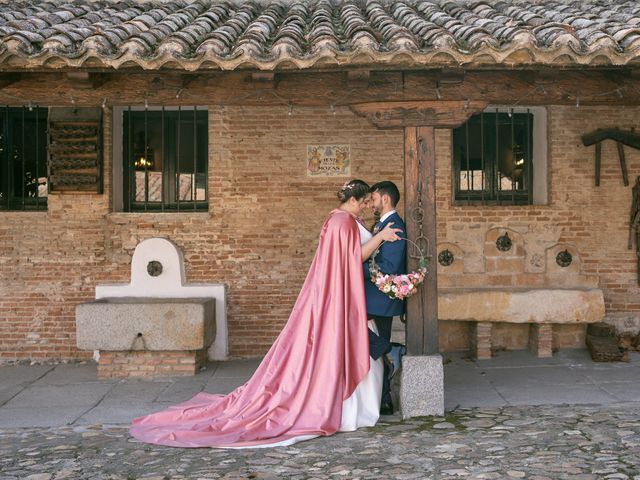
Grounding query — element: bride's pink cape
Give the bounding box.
[129,209,370,447]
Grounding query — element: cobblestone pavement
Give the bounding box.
[1,403,639,480]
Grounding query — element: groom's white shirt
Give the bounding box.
[379,210,396,224]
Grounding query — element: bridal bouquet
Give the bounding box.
[369,240,428,300]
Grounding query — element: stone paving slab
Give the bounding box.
[444,384,508,410]
[204,377,251,396]
[0,404,638,479]
[493,383,621,406]
[0,406,87,428]
[34,363,109,385]
[155,381,208,403]
[75,402,178,426]
[0,385,25,407]
[0,365,54,390]
[4,383,115,408]
[99,381,173,406]
[598,383,640,402]
[576,365,640,384]
[481,365,594,386]
[473,350,567,368]
[210,358,261,378]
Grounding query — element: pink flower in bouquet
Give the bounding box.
[369,243,428,300]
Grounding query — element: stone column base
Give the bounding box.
[97,349,208,378]
[399,354,444,419]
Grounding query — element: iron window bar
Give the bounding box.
[0,105,48,211]
[453,108,533,205]
[123,106,207,212]
[177,105,181,212]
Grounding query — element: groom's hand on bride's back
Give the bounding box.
[380,222,403,242]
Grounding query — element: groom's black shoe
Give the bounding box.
[380,400,394,415]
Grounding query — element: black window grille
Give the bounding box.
[123,107,208,212]
[0,106,48,211]
[453,109,534,205]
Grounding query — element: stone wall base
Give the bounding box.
[400,354,444,419]
[97,349,208,378]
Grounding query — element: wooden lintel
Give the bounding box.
[66,72,106,89]
[347,69,370,88]
[251,72,275,89]
[180,74,200,88]
[0,72,20,89]
[350,100,488,129]
[532,70,559,85]
[437,68,465,84]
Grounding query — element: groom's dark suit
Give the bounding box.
[363,211,406,406]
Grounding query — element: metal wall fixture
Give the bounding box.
[496,232,512,252]
[556,249,573,267]
[438,249,455,266]
[147,260,163,277]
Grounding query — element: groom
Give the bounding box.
[364,181,407,415]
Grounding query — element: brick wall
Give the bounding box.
[1,99,639,361]
[436,106,640,351]
[0,103,403,360]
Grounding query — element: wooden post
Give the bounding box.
[595,142,601,187]
[616,141,629,186]
[405,126,438,355]
[351,101,485,357]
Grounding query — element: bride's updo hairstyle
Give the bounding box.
[337,179,370,203]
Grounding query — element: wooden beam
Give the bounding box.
[66,72,106,89]
[437,68,465,85]
[350,101,487,129]
[0,73,20,89]
[582,128,640,150]
[405,126,438,355]
[251,72,276,89]
[347,69,370,88]
[5,69,640,108]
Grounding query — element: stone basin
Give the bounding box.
[76,297,215,351]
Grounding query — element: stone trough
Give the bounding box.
[76,237,226,378]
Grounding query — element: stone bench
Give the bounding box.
[438,288,606,359]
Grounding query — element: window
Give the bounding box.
[452,107,547,205]
[0,107,48,211]
[122,107,208,212]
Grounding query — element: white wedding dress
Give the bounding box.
[339,222,384,430]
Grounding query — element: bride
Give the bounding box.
[130,179,401,448]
